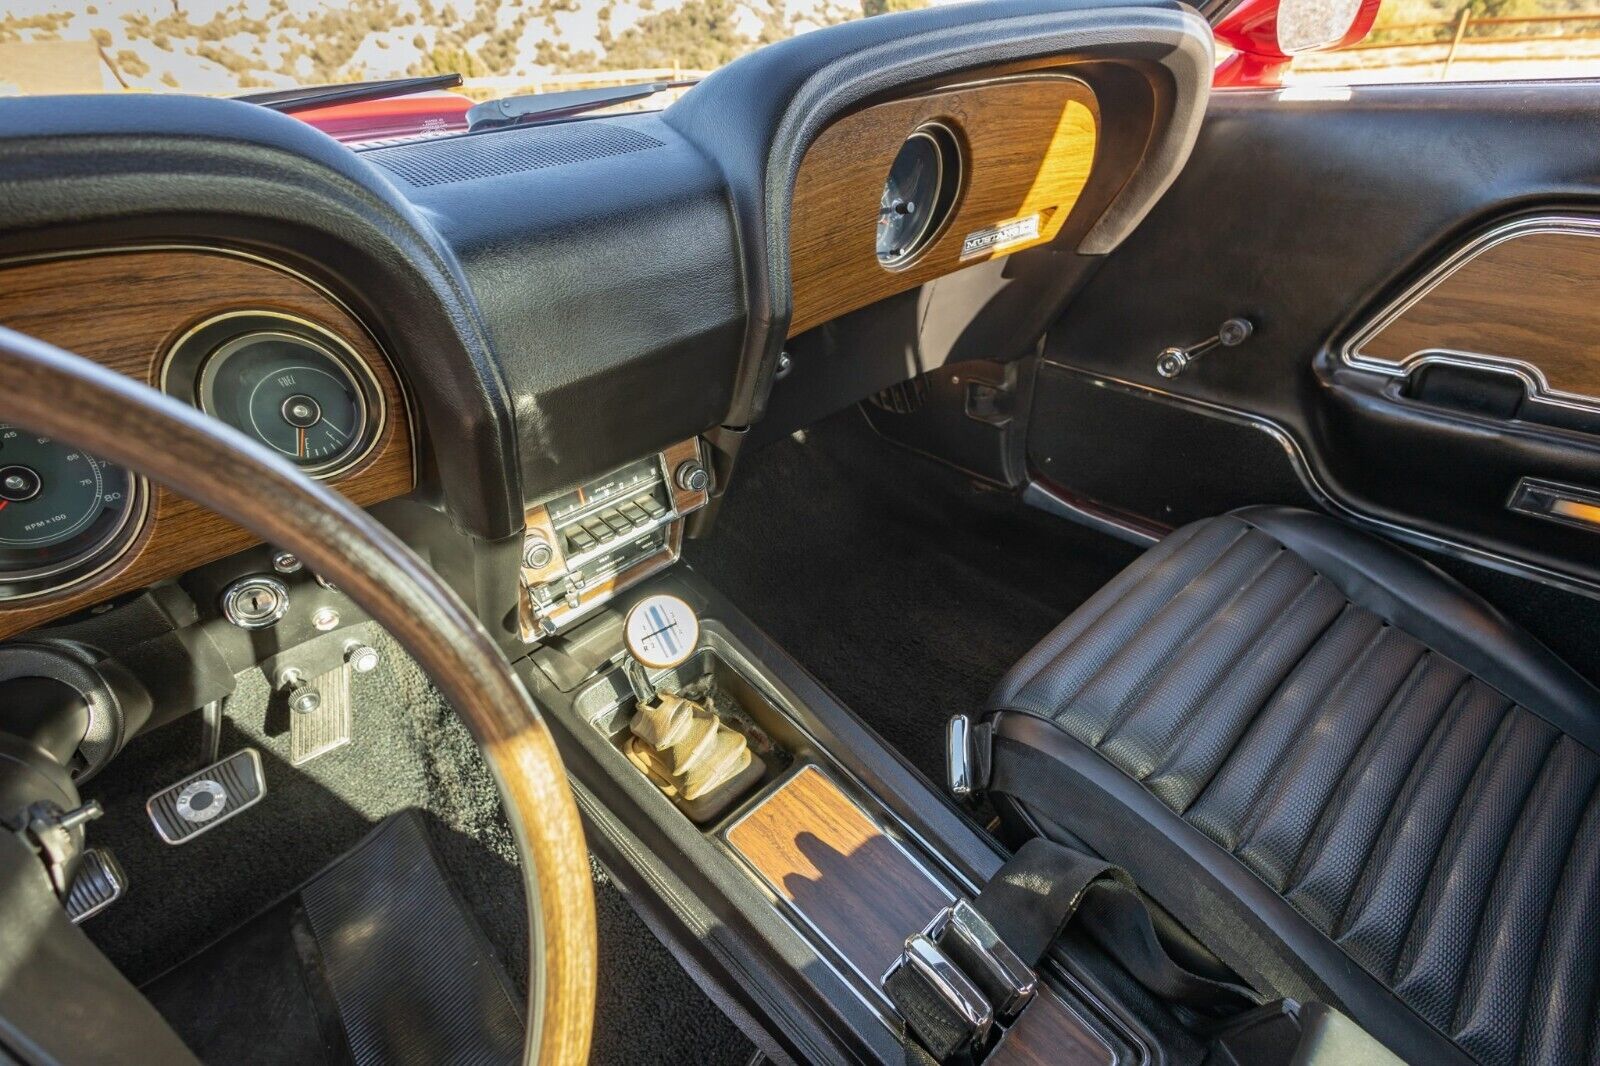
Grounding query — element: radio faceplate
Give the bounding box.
[519,439,710,640]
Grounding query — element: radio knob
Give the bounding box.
[523,534,554,570]
[674,460,709,494]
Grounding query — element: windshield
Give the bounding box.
[0,0,916,99]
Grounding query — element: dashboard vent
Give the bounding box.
[370,122,664,187]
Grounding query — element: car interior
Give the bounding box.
[5,0,1600,1063]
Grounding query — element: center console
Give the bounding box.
[516,562,1160,1065]
[513,441,1397,1066]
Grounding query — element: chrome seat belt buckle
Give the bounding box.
[947,714,976,796]
[930,900,1037,1020]
[887,932,995,1051]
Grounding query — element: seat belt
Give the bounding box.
[884,837,1257,1063]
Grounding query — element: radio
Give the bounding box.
[519,439,711,640]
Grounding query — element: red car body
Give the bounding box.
[1213,0,1382,88]
[291,90,471,147]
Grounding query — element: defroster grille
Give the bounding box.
[370,121,664,187]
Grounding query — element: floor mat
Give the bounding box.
[143,811,525,1066]
[685,408,1141,781]
[80,627,754,1066]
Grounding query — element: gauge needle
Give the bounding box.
[297,428,306,458]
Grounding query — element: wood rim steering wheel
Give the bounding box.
[0,325,596,1064]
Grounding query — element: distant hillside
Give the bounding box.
[0,0,906,94]
[1369,0,1600,39]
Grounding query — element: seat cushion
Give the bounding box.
[985,507,1600,1066]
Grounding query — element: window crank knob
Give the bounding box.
[1218,317,1254,347]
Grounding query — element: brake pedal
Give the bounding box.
[146,748,265,845]
[66,847,127,922]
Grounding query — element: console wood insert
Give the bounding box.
[788,75,1099,336]
[727,764,953,982]
[0,249,413,638]
[727,764,1115,1064]
[1355,224,1600,404]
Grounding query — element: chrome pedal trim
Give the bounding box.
[146,748,266,845]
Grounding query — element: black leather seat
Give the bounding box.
[984,506,1600,1066]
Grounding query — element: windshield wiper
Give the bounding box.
[465,80,696,132]
[237,73,463,114]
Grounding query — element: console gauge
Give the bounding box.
[164,313,383,480]
[0,424,143,600]
[877,123,962,268]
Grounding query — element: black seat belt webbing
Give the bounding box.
[886,834,1256,1061]
[973,838,1255,1013]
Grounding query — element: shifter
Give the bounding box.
[622,592,700,705]
[621,595,756,818]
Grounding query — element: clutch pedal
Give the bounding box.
[146,748,265,845]
[65,847,127,923]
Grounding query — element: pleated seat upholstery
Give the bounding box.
[985,506,1600,1066]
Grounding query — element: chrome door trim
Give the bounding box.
[1040,360,1600,598]
[1341,213,1600,415]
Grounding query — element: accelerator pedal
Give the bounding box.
[145,748,265,845]
[65,847,127,923]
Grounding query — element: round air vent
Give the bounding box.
[876,122,962,269]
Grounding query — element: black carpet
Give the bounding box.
[685,409,1141,781]
[80,625,754,1066]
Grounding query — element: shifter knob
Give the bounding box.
[624,594,700,670]
[622,594,700,706]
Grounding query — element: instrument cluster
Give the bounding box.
[0,308,385,605]
[163,312,383,478]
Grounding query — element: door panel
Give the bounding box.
[1031,79,1600,592]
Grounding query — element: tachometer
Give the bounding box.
[0,425,142,600]
[163,313,383,479]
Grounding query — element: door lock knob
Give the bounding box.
[1156,316,1254,378]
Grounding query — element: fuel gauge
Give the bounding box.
[195,328,377,477]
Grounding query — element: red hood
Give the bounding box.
[289,90,472,147]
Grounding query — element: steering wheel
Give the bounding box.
[0,325,596,1064]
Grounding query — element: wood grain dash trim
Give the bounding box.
[789,74,1099,337]
[726,764,953,984]
[0,249,414,638]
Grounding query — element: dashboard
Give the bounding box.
[0,0,1211,661]
[0,249,412,639]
